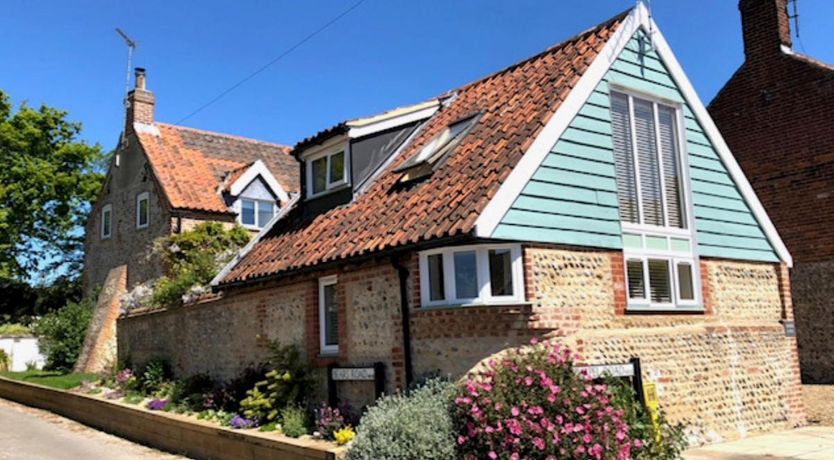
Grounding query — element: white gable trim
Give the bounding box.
[229,159,290,204]
[474,4,792,267]
[210,193,300,287]
[347,103,439,139]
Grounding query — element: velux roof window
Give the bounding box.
[396,114,480,181]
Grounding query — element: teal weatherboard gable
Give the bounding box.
[492,29,779,263]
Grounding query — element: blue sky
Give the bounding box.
[2,0,833,151]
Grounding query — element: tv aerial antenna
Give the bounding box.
[115,28,137,110]
[787,0,800,38]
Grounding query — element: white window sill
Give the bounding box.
[319,351,339,358]
[418,301,533,311]
[625,305,704,314]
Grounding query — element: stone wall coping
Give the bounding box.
[121,293,227,320]
[0,376,346,460]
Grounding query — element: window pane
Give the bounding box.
[489,249,514,297]
[241,199,256,226]
[678,262,695,301]
[626,260,645,299]
[323,283,338,347]
[453,251,478,299]
[257,201,273,228]
[634,99,664,226]
[658,107,685,228]
[648,259,672,303]
[427,254,445,301]
[139,198,149,226]
[329,151,345,185]
[312,157,327,194]
[610,93,639,224]
[102,209,111,237]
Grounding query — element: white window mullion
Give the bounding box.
[477,248,490,301]
[626,95,645,225]
[443,252,455,304]
[652,102,671,228]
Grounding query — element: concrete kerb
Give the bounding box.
[0,376,346,460]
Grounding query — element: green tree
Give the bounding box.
[0,89,104,280]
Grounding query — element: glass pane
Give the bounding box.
[626,260,645,299]
[453,251,478,299]
[634,99,664,226]
[610,93,639,223]
[489,249,514,297]
[102,210,111,236]
[257,201,273,228]
[312,157,327,194]
[678,263,695,301]
[323,283,339,347]
[648,259,672,303]
[139,198,148,226]
[658,106,685,228]
[329,151,345,184]
[427,254,445,301]
[241,199,256,226]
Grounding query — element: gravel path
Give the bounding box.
[0,397,187,460]
[803,384,834,426]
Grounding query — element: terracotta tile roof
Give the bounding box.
[135,123,298,213]
[219,10,627,285]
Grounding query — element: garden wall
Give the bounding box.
[791,260,834,383]
[0,376,343,460]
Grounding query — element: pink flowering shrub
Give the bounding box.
[453,339,637,460]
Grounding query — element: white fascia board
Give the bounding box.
[230,159,290,203]
[474,3,792,267]
[298,135,349,161]
[644,7,793,267]
[474,7,639,238]
[347,104,439,139]
[210,193,300,287]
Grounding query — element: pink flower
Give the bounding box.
[488,451,497,460]
[634,439,644,448]
[511,406,520,417]
[532,437,546,450]
[457,435,467,445]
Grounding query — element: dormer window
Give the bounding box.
[396,114,479,181]
[308,149,347,197]
[610,90,700,310]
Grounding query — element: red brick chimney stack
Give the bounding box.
[125,67,154,135]
[739,0,793,62]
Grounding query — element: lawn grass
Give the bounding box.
[0,370,97,389]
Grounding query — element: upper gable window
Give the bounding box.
[101,204,112,239]
[610,90,700,311]
[240,198,274,229]
[396,114,479,181]
[136,192,149,229]
[308,149,347,197]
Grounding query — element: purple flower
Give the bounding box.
[116,369,133,385]
[147,399,169,411]
[230,415,257,429]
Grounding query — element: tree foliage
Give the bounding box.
[32,295,95,372]
[0,89,104,280]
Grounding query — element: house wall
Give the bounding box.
[118,245,803,443]
[82,137,172,295]
[493,29,779,263]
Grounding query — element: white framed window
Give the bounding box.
[418,244,524,308]
[319,275,339,355]
[239,198,274,229]
[101,204,112,239]
[611,89,701,310]
[307,148,348,198]
[136,192,149,229]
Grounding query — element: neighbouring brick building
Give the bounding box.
[709,0,834,383]
[77,69,299,372]
[119,4,805,444]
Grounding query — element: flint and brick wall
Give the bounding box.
[119,245,803,444]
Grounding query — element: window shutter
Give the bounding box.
[633,99,664,226]
[658,107,685,228]
[648,259,672,303]
[626,260,645,299]
[610,93,639,224]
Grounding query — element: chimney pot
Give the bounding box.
[135,67,146,90]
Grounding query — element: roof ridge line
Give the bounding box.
[156,122,292,151]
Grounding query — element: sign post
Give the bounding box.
[327,362,386,406]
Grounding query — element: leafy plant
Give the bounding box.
[32,296,94,372]
[281,406,309,438]
[0,349,9,372]
[452,338,634,460]
[209,364,268,413]
[122,393,144,405]
[239,344,314,423]
[605,376,688,459]
[139,359,171,395]
[315,403,350,440]
[0,323,31,336]
[346,379,456,460]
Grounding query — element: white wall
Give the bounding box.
[0,337,45,372]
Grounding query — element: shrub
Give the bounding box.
[32,296,94,372]
[168,373,215,411]
[453,339,634,460]
[139,359,171,395]
[0,349,9,371]
[210,364,268,413]
[0,323,31,336]
[239,344,314,423]
[605,377,688,459]
[281,406,309,438]
[346,379,456,460]
[315,403,356,440]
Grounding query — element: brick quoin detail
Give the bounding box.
[611,253,627,315]
[700,260,713,315]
